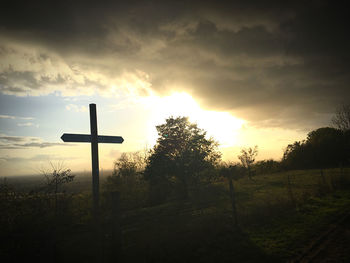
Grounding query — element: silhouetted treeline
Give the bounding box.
[254,159,281,174]
[2,115,350,262]
[282,127,350,170]
[106,118,350,206]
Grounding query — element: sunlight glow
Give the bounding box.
[142,92,245,147]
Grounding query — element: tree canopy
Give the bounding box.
[144,116,221,202]
[282,127,349,169]
[237,146,258,180]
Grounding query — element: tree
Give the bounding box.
[332,104,350,132]
[306,127,346,167]
[282,140,310,170]
[282,127,348,169]
[254,159,280,175]
[43,162,75,194]
[219,162,245,181]
[106,151,147,191]
[238,146,258,180]
[144,116,221,203]
[41,162,75,214]
[113,152,146,177]
[105,151,149,208]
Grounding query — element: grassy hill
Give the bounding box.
[117,168,350,262]
[1,168,349,262]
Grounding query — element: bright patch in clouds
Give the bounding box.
[141,92,245,147]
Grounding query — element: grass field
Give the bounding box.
[1,168,349,262]
[116,168,350,262]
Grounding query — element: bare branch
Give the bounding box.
[332,104,350,131]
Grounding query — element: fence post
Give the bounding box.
[287,174,297,210]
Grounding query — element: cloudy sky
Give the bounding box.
[1,0,349,176]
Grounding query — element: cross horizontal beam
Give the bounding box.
[61,133,124,143]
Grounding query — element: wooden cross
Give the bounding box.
[61,103,124,219]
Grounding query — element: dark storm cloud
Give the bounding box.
[0,0,349,129]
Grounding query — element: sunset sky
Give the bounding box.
[1,1,349,176]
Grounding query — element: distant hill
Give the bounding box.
[1,169,113,193]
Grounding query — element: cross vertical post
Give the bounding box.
[61,103,124,260]
[90,103,100,219]
[60,103,124,222]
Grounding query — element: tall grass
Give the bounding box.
[1,168,349,262]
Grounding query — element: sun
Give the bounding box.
[142,92,245,148]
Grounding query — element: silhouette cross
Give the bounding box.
[61,103,124,218]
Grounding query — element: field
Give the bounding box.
[1,168,349,262]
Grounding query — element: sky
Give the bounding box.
[0,0,349,176]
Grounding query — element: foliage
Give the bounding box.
[112,151,146,178]
[144,116,221,203]
[219,162,245,181]
[42,162,75,194]
[282,127,349,169]
[254,159,281,175]
[38,163,76,218]
[108,151,145,191]
[238,146,258,180]
[104,151,149,209]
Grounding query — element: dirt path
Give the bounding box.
[310,215,350,262]
[292,213,350,262]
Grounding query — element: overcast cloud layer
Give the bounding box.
[1,0,349,129]
[0,135,74,149]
